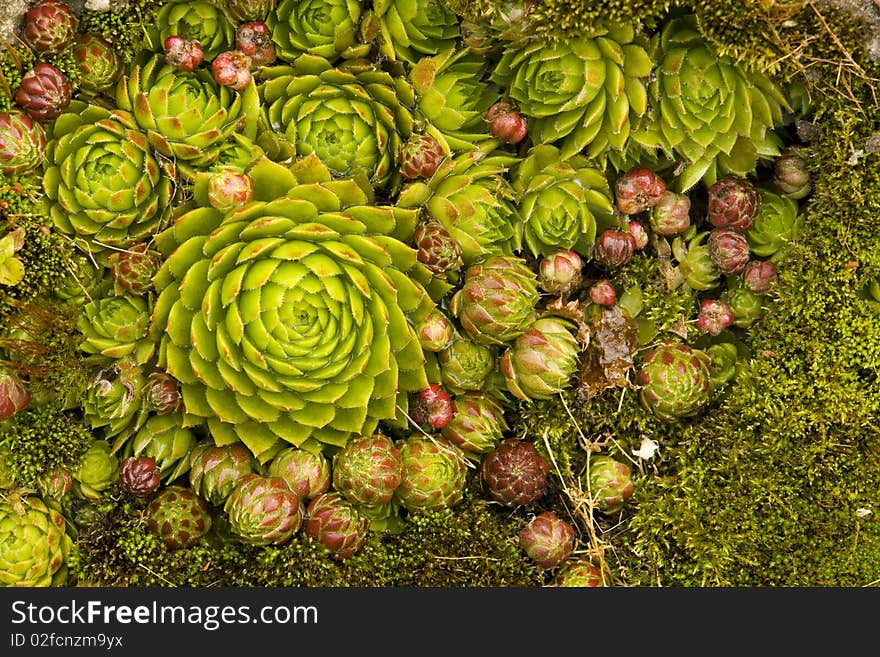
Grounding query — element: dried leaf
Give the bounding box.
[576,305,639,400]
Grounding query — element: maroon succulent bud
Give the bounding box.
[626,220,649,250]
[23,0,78,55]
[211,50,253,91]
[538,249,583,296]
[707,175,760,232]
[696,299,735,336]
[144,372,183,415]
[480,438,550,506]
[399,133,445,180]
[119,456,162,497]
[589,279,617,306]
[614,166,667,215]
[305,492,370,560]
[164,36,205,73]
[593,229,636,269]
[207,168,254,211]
[485,101,528,145]
[415,310,455,352]
[408,384,454,431]
[0,369,30,419]
[235,21,277,67]
[0,111,46,176]
[649,190,691,236]
[707,228,750,276]
[107,243,160,295]
[742,260,778,294]
[519,511,575,570]
[14,63,72,123]
[414,218,463,275]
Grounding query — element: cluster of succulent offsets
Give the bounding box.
[0,0,812,588]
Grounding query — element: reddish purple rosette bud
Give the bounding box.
[614,166,667,215]
[14,63,72,123]
[0,369,30,420]
[696,299,735,336]
[707,175,760,232]
[408,384,454,431]
[627,220,649,250]
[207,168,254,211]
[519,511,576,570]
[649,190,691,236]
[538,249,583,296]
[415,310,455,352]
[164,36,205,73]
[742,260,778,294]
[707,228,750,276]
[593,229,636,269]
[144,372,183,415]
[0,111,46,176]
[235,21,277,67]
[414,218,463,275]
[589,279,617,306]
[107,243,160,296]
[23,0,78,55]
[399,134,445,180]
[480,438,550,506]
[305,492,370,560]
[211,50,253,91]
[485,101,528,144]
[119,457,162,497]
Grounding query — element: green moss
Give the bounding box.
[78,0,165,63]
[70,488,545,587]
[0,404,93,488]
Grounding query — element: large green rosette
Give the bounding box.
[151,156,440,463]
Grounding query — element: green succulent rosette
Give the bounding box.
[706,341,739,390]
[189,441,258,506]
[440,392,508,454]
[410,48,499,153]
[437,335,497,394]
[210,134,267,175]
[636,340,712,421]
[745,188,801,259]
[499,316,580,400]
[54,254,112,307]
[490,21,652,162]
[512,145,615,258]
[42,101,174,260]
[372,0,461,64]
[260,55,415,193]
[149,0,235,61]
[397,139,522,265]
[126,412,198,483]
[450,255,540,346]
[630,14,790,191]
[723,286,764,329]
[394,435,468,512]
[268,0,367,63]
[116,54,259,179]
[672,231,721,292]
[77,294,155,364]
[82,360,150,442]
[73,439,120,500]
[0,496,73,586]
[151,156,439,463]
